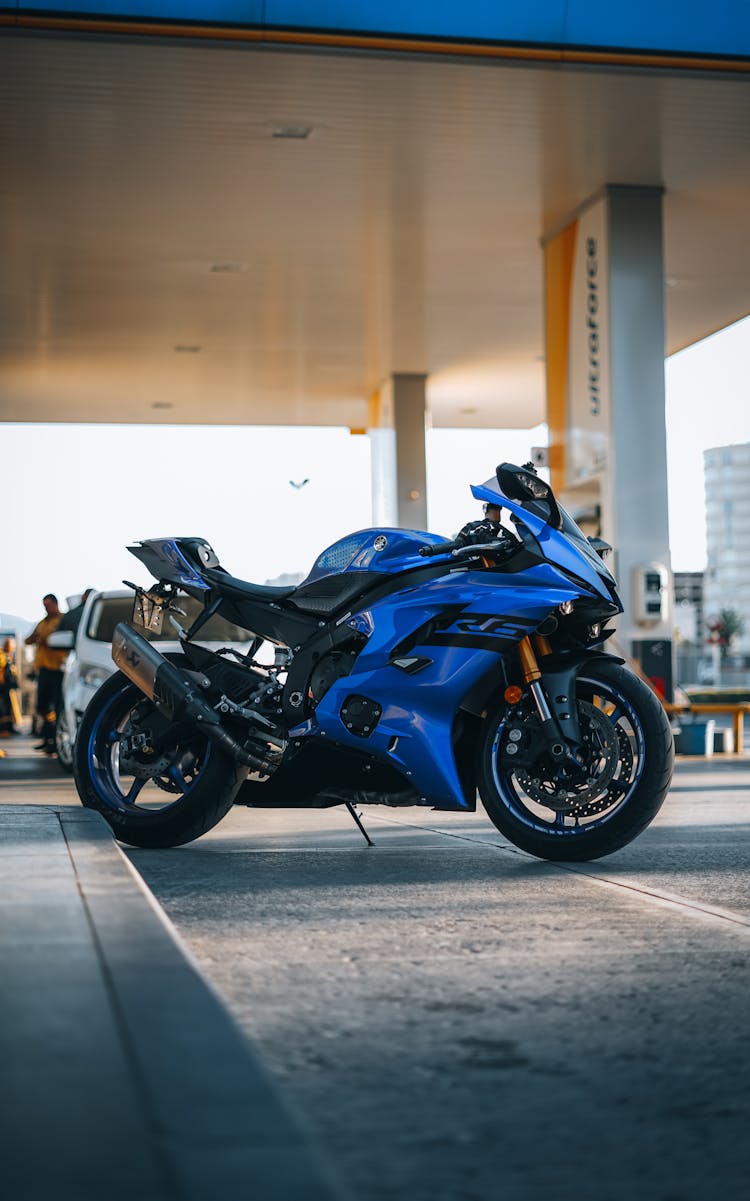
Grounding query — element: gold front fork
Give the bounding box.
[517,635,556,727]
[517,635,552,683]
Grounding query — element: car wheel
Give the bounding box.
[55,710,75,773]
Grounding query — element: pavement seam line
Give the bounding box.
[550,865,750,931]
[365,811,750,932]
[58,812,182,1201]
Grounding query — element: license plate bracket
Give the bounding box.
[131,590,168,634]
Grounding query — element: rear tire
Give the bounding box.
[74,666,245,848]
[477,661,673,861]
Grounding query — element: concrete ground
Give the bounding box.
[2,734,748,1201]
[0,738,347,1201]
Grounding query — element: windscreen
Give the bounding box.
[509,491,615,582]
[553,505,615,580]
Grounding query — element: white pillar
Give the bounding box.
[368,373,429,529]
[607,188,672,651]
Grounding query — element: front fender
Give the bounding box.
[540,649,626,673]
[539,651,626,745]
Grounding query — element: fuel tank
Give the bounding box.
[304,528,447,584]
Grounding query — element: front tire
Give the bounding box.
[74,667,245,848]
[477,661,673,861]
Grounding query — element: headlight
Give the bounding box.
[80,667,110,689]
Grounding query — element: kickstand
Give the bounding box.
[345,802,374,847]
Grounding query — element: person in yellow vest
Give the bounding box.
[25,594,68,754]
[0,637,21,739]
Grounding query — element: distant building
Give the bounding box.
[703,442,750,655]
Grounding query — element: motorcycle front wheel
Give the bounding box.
[477,660,674,861]
[74,667,245,848]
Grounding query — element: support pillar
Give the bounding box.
[543,185,673,698]
[368,373,429,530]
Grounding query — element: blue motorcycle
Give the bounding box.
[74,462,673,860]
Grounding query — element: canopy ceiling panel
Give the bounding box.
[1,32,748,427]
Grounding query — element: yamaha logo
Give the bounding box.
[374,535,388,551]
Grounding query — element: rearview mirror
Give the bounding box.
[496,462,551,502]
[496,462,562,529]
[588,537,612,560]
[47,629,75,650]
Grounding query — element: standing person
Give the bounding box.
[0,637,21,737]
[24,593,67,754]
[56,588,95,638]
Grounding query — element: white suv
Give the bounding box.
[51,589,255,770]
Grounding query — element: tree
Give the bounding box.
[706,609,745,660]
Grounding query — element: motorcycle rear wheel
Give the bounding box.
[74,667,245,848]
[477,661,673,861]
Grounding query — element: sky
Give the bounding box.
[2,314,749,628]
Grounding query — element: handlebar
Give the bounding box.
[418,539,462,557]
[419,538,516,561]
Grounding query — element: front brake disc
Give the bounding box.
[515,700,621,814]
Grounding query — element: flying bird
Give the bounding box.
[289,478,310,490]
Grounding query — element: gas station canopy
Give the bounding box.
[1,4,749,429]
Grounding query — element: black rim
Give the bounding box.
[86,679,212,817]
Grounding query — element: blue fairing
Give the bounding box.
[293,475,621,808]
[296,563,585,809]
[312,642,496,807]
[128,537,212,591]
[470,477,618,605]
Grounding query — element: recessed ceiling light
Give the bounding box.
[174,344,201,353]
[209,262,245,273]
[271,125,312,140]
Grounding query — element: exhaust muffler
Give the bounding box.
[111,622,276,773]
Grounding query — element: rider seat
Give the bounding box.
[201,566,299,603]
[203,564,385,616]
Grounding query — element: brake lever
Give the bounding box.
[450,540,511,559]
